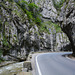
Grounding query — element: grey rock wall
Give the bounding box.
[0,0,70,61]
[58,0,75,56]
[31,0,58,22]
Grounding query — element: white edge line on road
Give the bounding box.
[66,56,75,61]
[36,55,42,75]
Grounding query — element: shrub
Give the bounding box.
[0,49,3,63]
[0,50,3,57]
[2,36,11,49]
[39,21,62,34]
[28,2,38,11]
[26,10,33,20]
[8,0,13,2]
[39,23,50,34]
[28,2,39,17]
[15,0,41,24]
[0,20,2,31]
[53,0,65,10]
[35,17,41,25]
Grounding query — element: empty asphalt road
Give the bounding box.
[35,52,75,75]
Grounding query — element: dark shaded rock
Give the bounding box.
[60,43,72,51]
[58,0,75,56]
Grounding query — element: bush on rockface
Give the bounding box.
[28,2,38,11]
[39,21,61,34]
[28,2,40,17]
[15,0,41,24]
[53,0,65,10]
[0,20,2,31]
[25,10,33,20]
[35,17,42,25]
[0,49,4,63]
[2,31,11,48]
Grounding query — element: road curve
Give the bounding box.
[35,52,75,75]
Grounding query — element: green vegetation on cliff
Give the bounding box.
[0,20,2,31]
[2,36,11,49]
[39,21,61,34]
[4,0,61,34]
[15,0,41,24]
[53,0,65,10]
[0,50,3,63]
[0,0,63,60]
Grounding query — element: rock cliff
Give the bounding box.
[57,0,75,56]
[0,0,70,61]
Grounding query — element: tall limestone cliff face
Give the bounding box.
[0,0,70,61]
[57,0,75,56]
[28,0,58,22]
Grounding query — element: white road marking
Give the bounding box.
[36,55,42,75]
[66,56,75,61]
